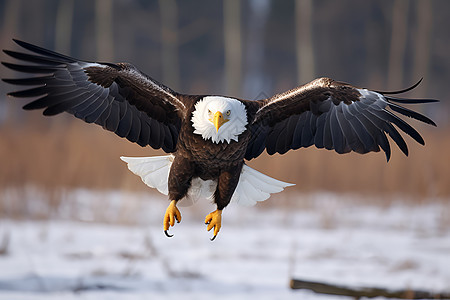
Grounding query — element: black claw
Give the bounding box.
[164,230,173,238]
[205,221,211,225]
[210,235,217,241]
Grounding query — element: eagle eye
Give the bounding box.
[226,110,231,116]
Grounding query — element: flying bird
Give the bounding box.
[2,40,438,240]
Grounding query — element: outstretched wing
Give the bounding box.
[2,39,186,152]
[245,77,438,161]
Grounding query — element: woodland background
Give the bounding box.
[0,0,449,219]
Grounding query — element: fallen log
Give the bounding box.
[290,278,450,299]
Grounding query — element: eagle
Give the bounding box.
[2,40,438,240]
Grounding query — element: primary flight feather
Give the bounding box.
[2,39,438,240]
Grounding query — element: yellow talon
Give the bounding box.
[163,200,181,237]
[204,210,222,241]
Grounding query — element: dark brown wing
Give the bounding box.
[245,77,438,161]
[2,39,186,152]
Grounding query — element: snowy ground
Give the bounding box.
[0,190,449,299]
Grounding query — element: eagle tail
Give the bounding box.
[231,165,295,206]
[120,155,173,196]
[120,155,208,207]
[120,155,294,207]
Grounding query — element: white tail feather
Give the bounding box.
[231,165,295,206]
[120,155,294,206]
[120,156,173,195]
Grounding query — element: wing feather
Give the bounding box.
[314,113,327,149]
[103,100,120,132]
[330,107,346,153]
[323,106,333,150]
[291,113,307,149]
[340,103,366,153]
[302,112,317,147]
[334,105,354,153]
[127,108,142,143]
[2,39,184,152]
[246,77,437,161]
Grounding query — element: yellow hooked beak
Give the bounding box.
[210,111,229,132]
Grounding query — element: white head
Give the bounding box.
[191,96,248,144]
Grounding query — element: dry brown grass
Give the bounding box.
[0,115,449,210]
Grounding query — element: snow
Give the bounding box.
[0,190,449,299]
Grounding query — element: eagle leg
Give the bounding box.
[205,210,222,241]
[163,200,182,238]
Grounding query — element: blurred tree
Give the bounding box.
[159,0,180,90]
[295,0,315,84]
[55,0,74,55]
[224,0,242,96]
[412,0,432,98]
[387,0,409,90]
[1,0,21,47]
[0,0,21,123]
[359,2,387,88]
[95,0,114,61]
[243,0,270,99]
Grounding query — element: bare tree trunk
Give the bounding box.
[295,0,315,84]
[55,0,74,55]
[1,0,22,123]
[1,0,21,44]
[159,0,180,90]
[412,0,433,98]
[243,0,270,99]
[224,0,242,96]
[95,0,114,61]
[365,4,387,88]
[387,0,409,90]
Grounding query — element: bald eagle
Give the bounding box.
[2,40,437,240]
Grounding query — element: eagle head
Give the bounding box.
[191,96,248,144]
